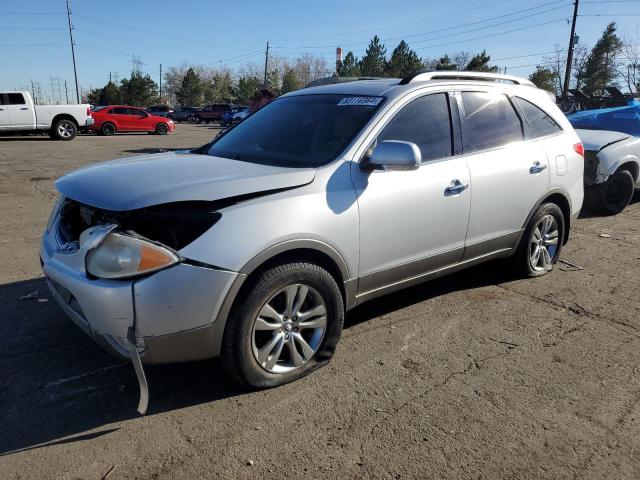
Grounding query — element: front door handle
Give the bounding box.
[445,179,469,195]
[20,107,28,110]
[530,161,548,174]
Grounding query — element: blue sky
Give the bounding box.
[1,0,639,101]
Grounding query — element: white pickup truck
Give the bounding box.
[0,91,94,141]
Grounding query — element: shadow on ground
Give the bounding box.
[0,260,517,456]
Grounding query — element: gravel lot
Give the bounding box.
[1,124,639,479]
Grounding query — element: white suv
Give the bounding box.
[42,72,584,412]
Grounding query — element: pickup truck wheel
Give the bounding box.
[587,169,634,215]
[222,262,344,388]
[101,122,116,136]
[50,119,77,141]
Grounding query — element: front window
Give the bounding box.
[206,94,384,167]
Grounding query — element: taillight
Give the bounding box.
[87,107,92,117]
[573,143,584,157]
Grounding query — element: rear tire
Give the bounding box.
[513,203,565,277]
[101,122,116,136]
[50,118,77,141]
[586,169,634,215]
[222,262,344,388]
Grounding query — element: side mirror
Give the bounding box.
[365,140,421,171]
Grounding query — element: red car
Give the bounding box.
[89,105,175,135]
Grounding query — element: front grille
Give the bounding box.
[57,198,221,250]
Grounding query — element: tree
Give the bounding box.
[385,40,423,78]
[281,69,302,94]
[583,22,623,95]
[175,68,204,106]
[434,54,458,71]
[236,75,260,105]
[120,72,158,106]
[359,36,387,76]
[338,51,361,77]
[209,70,235,103]
[465,50,498,72]
[542,46,566,96]
[620,31,640,93]
[529,66,557,92]
[293,54,328,86]
[86,81,122,106]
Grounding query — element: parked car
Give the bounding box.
[89,105,175,135]
[195,103,233,123]
[221,106,249,126]
[0,91,93,140]
[146,105,174,118]
[576,128,640,215]
[42,72,583,413]
[169,107,199,123]
[567,100,640,136]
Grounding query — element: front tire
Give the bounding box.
[222,263,344,388]
[50,118,77,141]
[155,122,169,135]
[514,203,565,277]
[587,169,635,215]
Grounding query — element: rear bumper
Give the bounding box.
[85,118,95,127]
[41,222,239,364]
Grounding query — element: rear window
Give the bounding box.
[8,93,25,105]
[461,91,523,153]
[515,97,562,138]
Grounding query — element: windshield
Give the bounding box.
[206,94,384,167]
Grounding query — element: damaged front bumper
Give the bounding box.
[40,220,239,413]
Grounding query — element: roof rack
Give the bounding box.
[399,71,535,87]
[304,75,388,88]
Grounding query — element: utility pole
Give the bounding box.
[30,79,36,104]
[159,64,162,101]
[65,0,80,103]
[562,0,579,100]
[64,80,69,104]
[263,41,269,87]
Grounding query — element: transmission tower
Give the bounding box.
[131,55,144,73]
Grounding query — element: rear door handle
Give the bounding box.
[445,179,469,195]
[530,161,547,174]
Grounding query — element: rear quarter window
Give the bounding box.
[515,97,562,138]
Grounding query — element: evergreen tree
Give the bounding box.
[119,72,158,106]
[338,51,361,77]
[434,54,458,71]
[281,69,302,94]
[236,75,260,105]
[529,66,558,93]
[385,40,423,78]
[175,68,204,106]
[465,50,498,72]
[210,71,235,102]
[359,36,387,76]
[583,22,622,95]
[86,81,121,105]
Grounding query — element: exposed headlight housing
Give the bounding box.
[85,231,179,279]
[46,195,66,232]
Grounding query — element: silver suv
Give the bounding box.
[41,72,584,412]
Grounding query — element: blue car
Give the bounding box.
[567,100,640,136]
[221,106,249,126]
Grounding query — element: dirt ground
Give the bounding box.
[1,124,639,479]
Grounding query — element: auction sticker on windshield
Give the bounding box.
[338,96,383,107]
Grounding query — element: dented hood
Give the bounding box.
[55,151,316,211]
[575,129,629,152]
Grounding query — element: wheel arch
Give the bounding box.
[208,240,354,358]
[520,189,573,246]
[51,113,79,129]
[617,160,640,183]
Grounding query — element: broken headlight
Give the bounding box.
[85,231,179,279]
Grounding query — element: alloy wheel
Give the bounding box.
[57,121,75,138]
[251,284,327,373]
[529,214,559,271]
